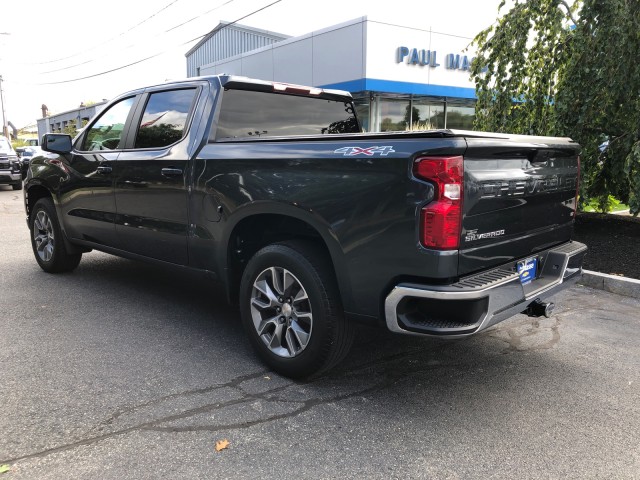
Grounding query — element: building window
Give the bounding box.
[445,105,475,130]
[379,98,411,132]
[366,95,474,132]
[377,96,448,132]
[352,96,369,132]
[412,98,445,130]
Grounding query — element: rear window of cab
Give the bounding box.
[213,89,359,141]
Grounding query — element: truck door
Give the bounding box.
[61,96,137,247]
[113,87,199,265]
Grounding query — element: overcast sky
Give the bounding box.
[0,0,502,129]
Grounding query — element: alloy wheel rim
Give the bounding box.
[33,210,55,262]
[250,267,313,358]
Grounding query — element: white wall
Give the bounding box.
[272,35,313,84]
[200,18,366,86]
[198,17,475,94]
[241,48,274,80]
[365,21,476,91]
[311,22,365,85]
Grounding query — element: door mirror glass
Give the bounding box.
[42,134,72,154]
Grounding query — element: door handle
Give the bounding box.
[97,165,112,174]
[161,167,183,177]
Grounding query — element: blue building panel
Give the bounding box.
[320,78,476,99]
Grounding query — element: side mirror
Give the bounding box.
[42,133,72,154]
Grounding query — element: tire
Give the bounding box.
[30,198,82,273]
[239,241,354,379]
[12,181,22,191]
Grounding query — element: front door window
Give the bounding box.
[82,97,135,151]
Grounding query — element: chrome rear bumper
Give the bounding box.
[384,241,587,337]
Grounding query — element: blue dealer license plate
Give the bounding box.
[517,257,538,285]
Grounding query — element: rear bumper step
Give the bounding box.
[384,241,587,337]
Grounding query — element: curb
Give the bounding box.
[579,270,640,298]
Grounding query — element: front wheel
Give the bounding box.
[12,181,22,191]
[30,198,82,273]
[239,241,354,379]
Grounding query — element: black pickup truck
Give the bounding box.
[25,75,586,378]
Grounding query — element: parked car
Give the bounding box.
[0,136,22,190]
[25,75,586,378]
[18,146,43,179]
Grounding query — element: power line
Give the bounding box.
[32,0,284,86]
[38,0,236,76]
[166,0,236,33]
[20,0,181,66]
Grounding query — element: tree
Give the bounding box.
[471,0,640,214]
[62,119,89,138]
[62,122,79,137]
[135,123,183,148]
[404,104,421,130]
[556,0,640,214]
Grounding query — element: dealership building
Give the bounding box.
[186,17,477,132]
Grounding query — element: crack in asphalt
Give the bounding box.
[5,311,597,466]
[88,369,270,433]
[0,344,445,465]
[0,370,276,465]
[143,381,389,434]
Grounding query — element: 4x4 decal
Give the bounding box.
[334,146,395,156]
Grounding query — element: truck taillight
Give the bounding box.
[414,156,464,250]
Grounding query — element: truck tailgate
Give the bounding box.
[459,136,580,276]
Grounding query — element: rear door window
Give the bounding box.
[214,89,359,140]
[133,88,197,149]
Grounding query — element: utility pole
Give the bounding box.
[0,74,7,139]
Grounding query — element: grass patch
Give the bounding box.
[582,196,629,213]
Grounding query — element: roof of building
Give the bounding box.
[35,101,108,122]
[185,21,290,57]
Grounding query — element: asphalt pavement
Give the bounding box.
[1,186,639,479]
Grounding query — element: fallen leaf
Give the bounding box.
[215,439,230,452]
[0,465,10,474]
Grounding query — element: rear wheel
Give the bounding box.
[30,198,82,273]
[239,241,354,379]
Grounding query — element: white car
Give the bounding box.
[0,136,22,190]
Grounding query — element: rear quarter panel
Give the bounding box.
[190,136,467,317]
